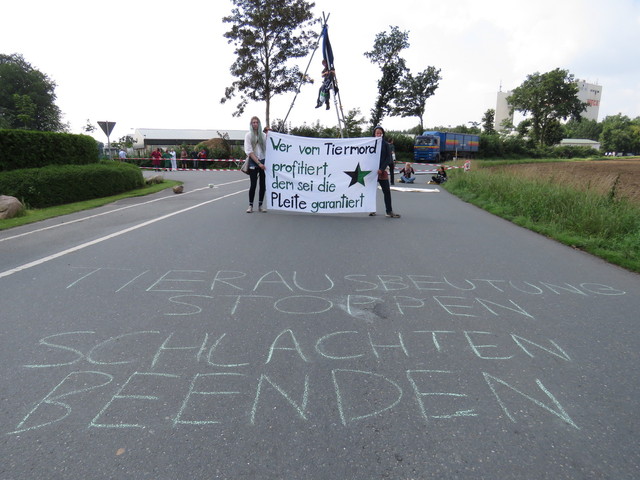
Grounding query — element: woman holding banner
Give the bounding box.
[370,126,401,218]
[244,116,267,213]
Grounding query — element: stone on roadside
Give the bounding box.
[0,195,23,220]
[146,175,164,185]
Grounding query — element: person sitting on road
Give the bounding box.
[432,166,447,184]
[398,162,416,183]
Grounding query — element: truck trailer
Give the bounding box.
[414,131,479,162]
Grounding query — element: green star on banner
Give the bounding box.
[344,163,371,187]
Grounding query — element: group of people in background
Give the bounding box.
[150,148,177,171]
[150,148,207,171]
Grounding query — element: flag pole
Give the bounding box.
[281,14,329,129]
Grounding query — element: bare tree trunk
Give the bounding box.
[265,99,271,128]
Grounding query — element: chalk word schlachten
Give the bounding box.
[23,328,573,370]
[10,328,577,435]
[65,269,626,319]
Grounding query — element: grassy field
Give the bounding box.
[493,159,640,204]
[0,180,181,231]
[443,158,640,273]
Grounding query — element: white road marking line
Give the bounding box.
[0,189,246,279]
[0,179,246,243]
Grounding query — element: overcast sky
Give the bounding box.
[2,0,639,142]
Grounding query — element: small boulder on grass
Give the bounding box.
[146,175,164,185]
[0,195,23,220]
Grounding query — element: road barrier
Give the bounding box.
[122,158,467,173]
[123,158,245,172]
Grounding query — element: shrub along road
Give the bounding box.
[1,170,639,479]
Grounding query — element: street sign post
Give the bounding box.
[97,121,116,158]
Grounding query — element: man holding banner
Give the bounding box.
[370,126,401,218]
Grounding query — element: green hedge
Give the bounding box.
[478,133,604,160]
[0,129,99,172]
[0,161,144,208]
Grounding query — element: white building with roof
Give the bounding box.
[559,138,600,150]
[132,128,246,151]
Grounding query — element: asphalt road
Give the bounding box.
[1,170,639,479]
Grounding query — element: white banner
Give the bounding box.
[265,132,379,214]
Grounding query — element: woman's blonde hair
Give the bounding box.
[249,116,266,151]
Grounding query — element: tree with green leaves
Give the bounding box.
[364,26,409,128]
[467,121,481,133]
[83,119,97,134]
[0,53,66,131]
[515,118,533,139]
[342,108,367,138]
[392,67,441,131]
[600,114,640,154]
[13,94,37,129]
[221,0,319,126]
[563,118,602,142]
[113,135,135,149]
[507,68,586,146]
[482,109,496,134]
[541,119,565,146]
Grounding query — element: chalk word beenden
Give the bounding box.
[8,328,579,435]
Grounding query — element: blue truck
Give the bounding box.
[414,131,480,163]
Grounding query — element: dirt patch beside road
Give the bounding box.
[493,159,640,204]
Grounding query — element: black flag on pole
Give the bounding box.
[322,25,334,70]
[316,24,338,109]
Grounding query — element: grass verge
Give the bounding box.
[443,167,640,273]
[0,180,181,231]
